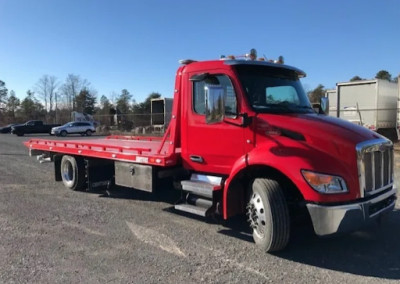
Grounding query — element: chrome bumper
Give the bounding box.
[306,186,397,236]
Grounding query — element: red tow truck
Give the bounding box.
[25,51,397,252]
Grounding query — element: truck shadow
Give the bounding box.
[278,209,400,279]
[94,183,180,204]
[94,185,400,279]
[219,209,400,279]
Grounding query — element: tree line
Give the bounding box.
[0,74,161,127]
[2,68,397,126]
[308,70,399,103]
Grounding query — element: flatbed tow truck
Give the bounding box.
[24,50,397,252]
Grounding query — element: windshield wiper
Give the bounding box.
[252,103,314,113]
[296,105,313,109]
[252,104,297,113]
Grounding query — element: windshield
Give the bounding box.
[234,65,314,114]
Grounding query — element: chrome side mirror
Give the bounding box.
[319,97,329,115]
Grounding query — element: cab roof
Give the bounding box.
[179,59,306,78]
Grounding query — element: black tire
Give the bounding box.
[16,132,24,137]
[85,129,92,136]
[60,130,67,137]
[60,155,86,191]
[247,178,290,252]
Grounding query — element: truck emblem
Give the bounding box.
[378,144,387,152]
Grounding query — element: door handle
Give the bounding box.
[190,155,204,163]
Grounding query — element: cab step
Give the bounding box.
[181,180,216,198]
[174,204,210,217]
[174,174,222,217]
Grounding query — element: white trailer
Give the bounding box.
[327,79,398,141]
[325,89,337,117]
[150,98,173,131]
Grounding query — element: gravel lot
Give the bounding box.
[1,134,400,283]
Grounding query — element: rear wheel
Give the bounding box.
[60,155,86,191]
[85,129,92,136]
[246,178,290,252]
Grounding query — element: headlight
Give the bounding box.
[301,170,348,194]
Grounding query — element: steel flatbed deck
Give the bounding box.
[24,135,179,166]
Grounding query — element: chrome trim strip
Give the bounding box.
[371,151,375,191]
[389,150,393,184]
[380,151,384,188]
[307,186,397,236]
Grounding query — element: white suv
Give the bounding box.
[51,121,96,137]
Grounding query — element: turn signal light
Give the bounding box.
[301,170,348,194]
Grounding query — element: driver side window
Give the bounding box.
[192,74,237,116]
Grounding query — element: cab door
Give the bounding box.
[183,71,247,175]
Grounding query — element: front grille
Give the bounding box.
[357,138,394,197]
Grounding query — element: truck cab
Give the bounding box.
[175,57,396,250]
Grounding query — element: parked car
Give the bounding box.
[0,123,19,133]
[51,121,96,137]
[11,120,60,136]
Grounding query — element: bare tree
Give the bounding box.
[35,75,59,112]
[59,74,89,111]
[48,76,58,112]
[35,75,49,111]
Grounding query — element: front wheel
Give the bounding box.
[60,155,86,191]
[247,178,290,252]
[60,130,67,137]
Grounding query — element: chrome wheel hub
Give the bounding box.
[61,161,74,186]
[246,192,266,238]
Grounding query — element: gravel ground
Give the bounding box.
[0,134,400,283]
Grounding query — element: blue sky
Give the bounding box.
[1,0,399,104]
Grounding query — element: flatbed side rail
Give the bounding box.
[24,139,179,167]
[27,139,152,154]
[106,135,164,141]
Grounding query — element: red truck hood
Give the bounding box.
[255,113,381,156]
[252,113,385,202]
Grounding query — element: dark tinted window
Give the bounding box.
[74,122,91,126]
[235,65,313,114]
